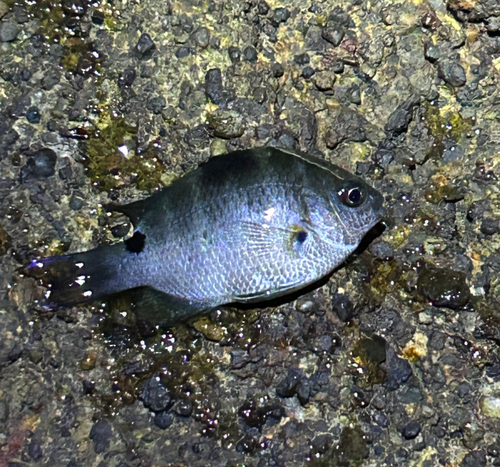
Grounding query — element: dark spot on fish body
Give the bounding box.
[125,231,146,254]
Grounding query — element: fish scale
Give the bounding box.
[28,147,384,325]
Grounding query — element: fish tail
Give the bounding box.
[27,243,131,308]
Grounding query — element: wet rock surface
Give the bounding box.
[1,0,500,465]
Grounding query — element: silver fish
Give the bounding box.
[28,147,384,324]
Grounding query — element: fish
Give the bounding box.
[27,147,384,324]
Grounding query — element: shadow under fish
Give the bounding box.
[26,147,385,325]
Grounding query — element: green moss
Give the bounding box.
[310,425,369,467]
[423,101,473,159]
[83,114,165,192]
[352,334,387,386]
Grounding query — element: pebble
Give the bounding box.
[302,66,315,79]
[147,96,166,114]
[438,60,467,87]
[175,46,190,58]
[401,421,421,440]
[243,45,258,62]
[417,266,470,309]
[480,217,499,235]
[193,27,210,48]
[276,368,310,405]
[89,420,112,454]
[228,46,240,64]
[313,70,336,91]
[23,148,57,179]
[322,27,345,46]
[26,106,41,124]
[0,21,19,42]
[208,109,245,139]
[461,450,486,467]
[118,67,136,88]
[135,33,155,56]
[153,411,173,430]
[140,376,172,412]
[272,7,290,24]
[294,53,310,65]
[271,62,284,78]
[258,1,270,15]
[28,438,43,460]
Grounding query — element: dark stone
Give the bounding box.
[349,85,361,105]
[89,420,112,454]
[385,347,412,390]
[62,0,88,16]
[402,421,421,440]
[205,68,234,106]
[322,27,345,46]
[140,376,172,412]
[147,96,166,114]
[175,46,191,58]
[374,411,390,428]
[331,293,354,322]
[118,67,136,87]
[332,60,344,73]
[238,397,284,429]
[111,221,130,238]
[42,69,61,90]
[302,66,315,79]
[424,42,440,62]
[27,438,43,460]
[461,450,486,467]
[135,33,155,56]
[0,21,19,42]
[481,217,499,235]
[272,7,290,24]
[0,400,9,423]
[174,399,193,417]
[370,241,395,260]
[26,107,41,124]
[417,266,470,309]
[325,107,368,148]
[271,62,284,78]
[19,68,31,81]
[243,46,258,62]
[228,46,240,64]
[69,193,84,210]
[258,1,270,15]
[276,368,310,405]
[92,9,105,25]
[252,86,267,104]
[22,148,57,179]
[153,411,173,430]
[294,53,310,65]
[385,96,419,134]
[438,60,467,87]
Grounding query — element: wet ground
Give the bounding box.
[1,0,500,466]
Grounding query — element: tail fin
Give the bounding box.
[27,243,129,309]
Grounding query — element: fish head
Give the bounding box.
[307,168,385,249]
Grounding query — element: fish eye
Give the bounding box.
[338,186,365,207]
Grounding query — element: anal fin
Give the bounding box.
[126,287,211,326]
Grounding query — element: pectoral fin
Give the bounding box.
[235,220,310,258]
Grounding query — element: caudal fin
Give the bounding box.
[27,243,128,309]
